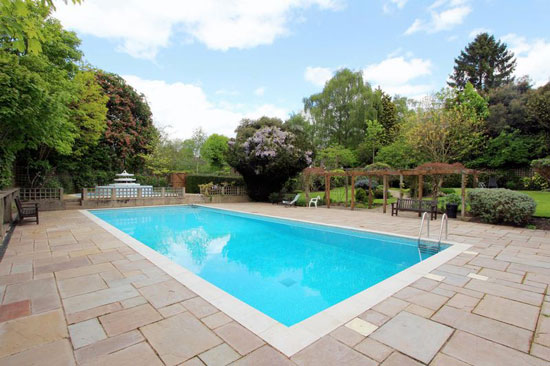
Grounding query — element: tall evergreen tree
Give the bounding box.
[449,33,516,92]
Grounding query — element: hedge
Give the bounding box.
[185,174,244,193]
[468,188,536,226]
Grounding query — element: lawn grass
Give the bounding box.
[297,186,550,217]
[520,191,550,217]
[297,186,397,208]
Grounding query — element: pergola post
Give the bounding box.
[368,176,373,209]
[351,175,356,210]
[383,175,388,214]
[418,175,423,217]
[473,173,478,189]
[345,174,349,208]
[326,174,331,208]
[399,174,404,199]
[304,173,310,203]
[461,172,466,218]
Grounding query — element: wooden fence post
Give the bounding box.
[111,188,117,200]
[161,187,166,197]
[82,188,87,201]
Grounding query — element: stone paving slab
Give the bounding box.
[371,311,453,363]
[0,203,549,365]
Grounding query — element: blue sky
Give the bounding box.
[53,0,550,139]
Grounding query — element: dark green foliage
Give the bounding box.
[355,188,367,202]
[468,189,536,226]
[185,175,244,194]
[449,33,516,92]
[354,178,378,190]
[441,188,456,195]
[378,92,399,144]
[486,78,532,136]
[373,185,385,199]
[527,82,550,134]
[471,130,545,169]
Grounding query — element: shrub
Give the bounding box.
[522,173,549,191]
[226,120,313,201]
[532,157,550,184]
[354,178,378,190]
[441,188,456,195]
[374,185,385,199]
[186,174,244,193]
[440,193,462,210]
[366,162,391,171]
[355,188,367,202]
[468,189,536,226]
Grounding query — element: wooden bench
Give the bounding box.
[391,198,438,220]
[15,197,39,225]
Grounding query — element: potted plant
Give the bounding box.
[444,193,461,218]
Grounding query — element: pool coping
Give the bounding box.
[80,205,471,357]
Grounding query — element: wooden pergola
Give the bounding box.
[303,163,479,218]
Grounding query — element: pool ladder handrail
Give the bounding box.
[418,212,430,243]
[418,212,448,255]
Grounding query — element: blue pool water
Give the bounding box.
[91,205,447,326]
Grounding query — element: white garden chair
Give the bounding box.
[282,194,300,207]
[309,195,321,208]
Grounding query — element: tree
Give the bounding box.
[0,0,81,54]
[486,78,532,136]
[449,33,516,92]
[201,134,229,170]
[317,145,356,169]
[0,10,95,187]
[471,130,544,168]
[378,92,399,144]
[527,82,550,134]
[359,120,385,164]
[303,69,379,149]
[94,71,157,172]
[375,139,421,169]
[407,94,485,163]
[226,117,313,200]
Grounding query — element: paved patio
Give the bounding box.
[0,203,549,365]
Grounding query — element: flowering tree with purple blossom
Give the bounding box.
[227,117,313,200]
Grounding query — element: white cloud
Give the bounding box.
[468,27,491,39]
[405,0,471,35]
[502,34,550,87]
[254,87,266,96]
[363,56,434,99]
[383,0,408,13]
[122,75,288,139]
[304,66,333,86]
[54,0,342,59]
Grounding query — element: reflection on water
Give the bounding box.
[157,227,230,271]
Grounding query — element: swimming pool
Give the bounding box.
[90,205,448,326]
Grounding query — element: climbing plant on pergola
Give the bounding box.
[302,163,479,218]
